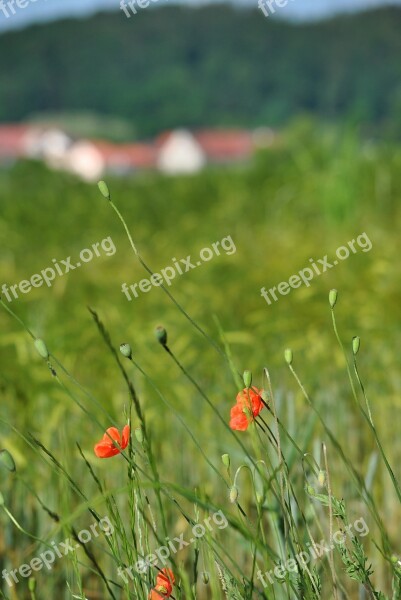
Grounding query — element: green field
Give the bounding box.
[1,120,401,599]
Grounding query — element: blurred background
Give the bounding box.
[0,0,401,598]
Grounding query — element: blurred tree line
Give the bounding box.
[0,4,400,138]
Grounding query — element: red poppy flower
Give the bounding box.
[94,425,130,458]
[229,387,264,431]
[149,568,175,599]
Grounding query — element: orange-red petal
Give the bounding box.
[149,590,166,600]
[94,426,130,458]
[156,568,175,588]
[236,387,264,417]
[102,427,122,444]
[229,404,252,431]
[121,425,130,449]
[94,442,121,458]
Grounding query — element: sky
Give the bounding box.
[0,0,400,31]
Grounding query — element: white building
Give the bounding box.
[156,129,206,175]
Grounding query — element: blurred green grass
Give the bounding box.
[1,119,401,597]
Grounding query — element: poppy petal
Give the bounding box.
[94,442,121,458]
[102,427,121,445]
[156,567,175,588]
[121,425,130,449]
[148,590,166,600]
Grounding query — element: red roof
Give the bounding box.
[91,140,156,168]
[0,125,30,157]
[195,130,253,161]
[155,129,253,161]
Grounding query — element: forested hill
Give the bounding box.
[1,4,400,137]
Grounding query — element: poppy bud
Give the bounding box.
[202,572,210,584]
[134,427,144,444]
[98,180,111,200]
[243,370,252,388]
[229,485,239,504]
[284,348,293,366]
[329,289,338,309]
[391,555,401,567]
[306,484,316,497]
[34,338,49,360]
[221,454,230,469]
[317,470,326,487]
[155,326,167,347]
[256,492,264,505]
[352,336,360,356]
[119,343,132,359]
[28,577,36,592]
[0,449,16,473]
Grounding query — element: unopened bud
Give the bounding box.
[134,427,144,444]
[317,470,326,487]
[352,336,360,356]
[0,449,16,473]
[34,338,49,360]
[284,348,293,366]
[98,180,111,200]
[221,454,230,469]
[119,343,132,359]
[229,486,239,504]
[28,577,36,592]
[155,326,167,347]
[306,484,316,497]
[243,370,252,388]
[329,289,338,309]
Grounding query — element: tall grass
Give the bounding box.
[0,122,400,598]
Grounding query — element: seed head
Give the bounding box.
[98,180,111,200]
[229,485,239,504]
[0,449,16,472]
[352,336,360,356]
[284,348,293,366]
[155,326,168,347]
[243,370,252,388]
[221,454,230,469]
[34,338,49,360]
[134,427,144,444]
[119,343,132,359]
[329,289,338,309]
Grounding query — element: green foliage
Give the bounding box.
[0,6,401,137]
[0,125,400,598]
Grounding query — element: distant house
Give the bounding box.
[0,123,265,179]
[64,139,157,181]
[195,129,254,164]
[0,125,31,162]
[156,129,206,175]
[155,128,255,175]
[24,127,73,168]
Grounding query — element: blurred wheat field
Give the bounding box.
[0,121,401,599]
